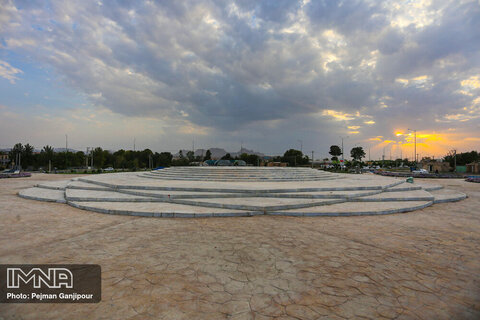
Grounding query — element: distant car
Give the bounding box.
[103,167,114,172]
[412,169,428,174]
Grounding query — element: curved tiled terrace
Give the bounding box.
[18,167,466,217]
[3,173,479,319]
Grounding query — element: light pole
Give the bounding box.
[340,136,349,161]
[408,129,417,165]
[311,151,314,169]
[65,134,68,170]
[297,140,303,154]
[86,147,89,168]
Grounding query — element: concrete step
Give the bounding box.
[18,187,66,203]
[17,171,467,218]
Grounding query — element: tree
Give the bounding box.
[282,149,308,166]
[93,147,105,168]
[350,147,366,162]
[22,143,35,168]
[140,149,153,168]
[42,145,54,163]
[444,151,479,167]
[186,151,195,162]
[155,152,172,167]
[221,153,232,160]
[329,145,342,161]
[114,149,127,168]
[9,143,24,168]
[240,153,260,166]
[204,149,212,161]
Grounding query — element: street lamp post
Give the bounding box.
[65,134,68,170]
[340,136,349,161]
[408,129,417,165]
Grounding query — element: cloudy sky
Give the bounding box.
[0,0,479,159]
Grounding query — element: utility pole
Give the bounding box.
[297,140,303,154]
[65,134,68,170]
[453,149,457,172]
[340,136,348,161]
[133,137,136,152]
[414,132,417,163]
[311,151,314,169]
[382,147,385,167]
[408,129,417,164]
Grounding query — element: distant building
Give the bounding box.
[419,160,451,173]
[0,153,9,167]
[466,162,480,174]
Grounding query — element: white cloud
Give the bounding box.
[0,60,23,83]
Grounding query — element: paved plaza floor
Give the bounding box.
[0,173,479,319]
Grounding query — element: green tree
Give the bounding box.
[140,149,153,168]
[9,143,24,168]
[155,152,172,167]
[444,151,479,166]
[329,145,342,161]
[240,153,260,166]
[74,151,86,167]
[221,153,232,160]
[93,147,105,168]
[282,149,308,166]
[41,145,54,166]
[22,143,35,168]
[350,147,366,161]
[113,149,127,168]
[204,149,212,160]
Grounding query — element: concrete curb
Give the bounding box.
[18,191,67,204]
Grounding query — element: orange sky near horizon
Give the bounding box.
[366,130,480,161]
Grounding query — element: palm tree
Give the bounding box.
[42,145,54,169]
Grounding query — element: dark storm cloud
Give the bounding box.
[1,0,479,153]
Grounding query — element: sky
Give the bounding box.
[0,0,479,160]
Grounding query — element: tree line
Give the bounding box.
[2,142,478,171]
[3,143,174,170]
[2,143,264,170]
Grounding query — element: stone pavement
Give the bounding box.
[0,174,479,319]
[18,169,466,217]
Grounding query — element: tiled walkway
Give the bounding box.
[1,174,479,319]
